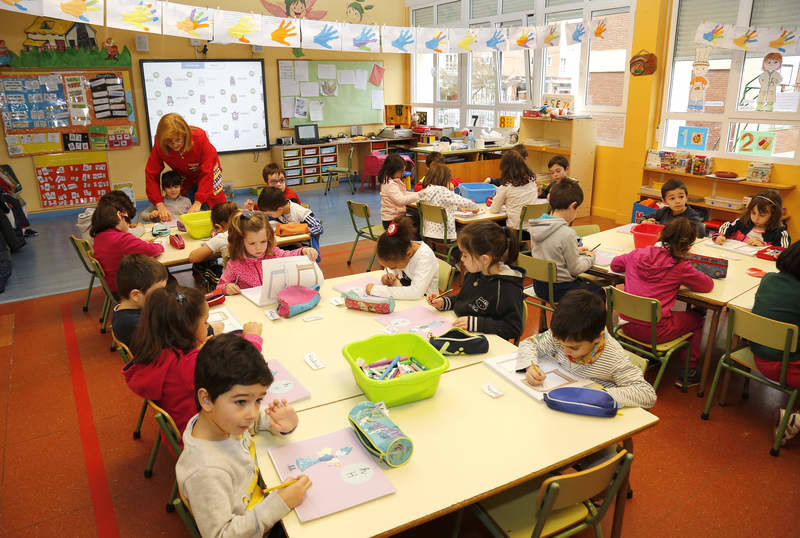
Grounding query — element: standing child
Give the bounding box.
[365,217,438,300]
[518,290,656,408]
[488,151,538,232]
[124,286,263,433]
[111,254,169,349]
[142,171,192,222]
[417,164,478,241]
[713,189,790,247]
[176,334,310,537]
[257,186,323,260]
[380,154,420,229]
[540,155,579,200]
[642,179,705,237]
[218,211,317,296]
[428,221,524,342]
[610,217,714,388]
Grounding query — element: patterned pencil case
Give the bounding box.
[348,401,413,467]
[344,290,395,314]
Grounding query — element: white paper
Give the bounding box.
[240,258,324,307]
[280,79,300,97]
[162,3,213,40]
[294,61,309,82]
[484,353,592,402]
[32,134,46,143]
[207,306,243,333]
[317,64,336,79]
[278,60,294,80]
[107,1,163,35]
[295,97,308,118]
[309,101,324,122]
[337,70,355,85]
[707,239,761,256]
[371,89,384,110]
[4,135,19,146]
[280,97,295,118]
[354,69,368,90]
[300,82,320,97]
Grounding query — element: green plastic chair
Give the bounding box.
[518,203,550,254]
[517,253,558,333]
[112,331,148,441]
[69,235,98,313]
[324,147,356,195]
[436,258,455,293]
[173,488,202,538]
[471,450,634,538]
[86,255,118,335]
[701,306,799,457]
[144,400,182,513]
[418,202,459,265]
[572,224,601,238]
[607,286,692,392]
[346,200,384,271]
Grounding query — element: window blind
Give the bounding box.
[438,1,463,24]
[545,9,582,23]
[471,0,497,19]
[503,0,534,14]
[750,0,800,27]
[414,6,435,27]
[673,0,740,60]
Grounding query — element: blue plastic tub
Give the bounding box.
[456,183,497,204]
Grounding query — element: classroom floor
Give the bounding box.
[1,205,799,537]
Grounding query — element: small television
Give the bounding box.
[295,124,319,145]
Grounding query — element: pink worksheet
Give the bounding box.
[332,275,382,297]
[267,428,395,522]
[262,360,310,405]
[375,305,452,337]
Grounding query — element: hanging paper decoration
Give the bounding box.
[508,26,536,51]
[757,52,783,111]
[687,47,710,112]
[695,21,800,53]
[592,18,608,40]
[451,28,478,53]
[695,21,728,48]
[540,23,561,48]
[732,27,759,50]
[340,23,378,52]
[415,27,448,54]
[301,19,342,51]
[263,15,300,48]
[381,25,414,53]
[476,28,507,53]
[765,28,796,53]
[107,1,162,34]
[214,10,263,45]
[43,0,104,25]
[0,0,43,15]
[162,3,212,40]
[565,22,586,46]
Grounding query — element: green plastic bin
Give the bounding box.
[342,333,449,407]
[179,210,213,239]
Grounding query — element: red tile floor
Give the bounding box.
[2,223,800,537]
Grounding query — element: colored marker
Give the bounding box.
[379,356,402,380]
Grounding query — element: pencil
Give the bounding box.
[590,244,600,251]
[430,288,453,301]
[234,273,240,286]
[530,362,544,377]
[262,478,298,494]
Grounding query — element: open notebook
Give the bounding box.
[484,353,592,401]
[241,257,324,307]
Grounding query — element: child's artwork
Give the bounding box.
[0,0,43,14]
[687,47,710,111]
[756,52,783,111]
[484,353,592,402]
[541,23,561,48]
[241,257,324,307]
[106,0,162,34]
[162,3,212,40]
[375,305,452,337]
[509,27,536,51]
[332,274,381,298]
[565,22,587,46]
[263,15,301,48]
[213,9,264,45]
[707,238,761,257]
[479,28,507,52]
[450,28,478,53]
[340,23,378,53]
[263,359,310,405]
[207,306,242,333]
[267,428,395,522]
[381,25,415,53]
[416,27,448,54]
[301,19,342,51]
[43,0,104,24]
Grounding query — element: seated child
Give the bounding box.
[518,290,657,409]
[365,217,438,300]
[176,334,310,537]
[529,181,602,303]
[124,286,263,433]
[380,154,420,229]
[142,171,191,222]
[713,189,790,247]
[484,144,529,187]
[258,187,323,261]
[642,179,705,237]
[488,150,538,232]
[414,152,446,192]
[76,190,145,241]
[610,217,714,388]
[245,163,301,210]
[218,210,317,296]
[750,242,800,445]
[428,221,524,342]
[91,195,164,295]
[540,155,579,200]
[417,164,478,241]
[189,201,239,263]
[111,254,169,349]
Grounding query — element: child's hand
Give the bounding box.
[453,316,468,329]
[157,206,173,222]
[267,399,298,433]
[713,235,726,245]
[302,247,318,261]
[745,237,765,246]
[244,199,256,211]
[277,475,311,509]
[483,177,492,183]
[526,364,547,386]
[210,322,225,335]
[149,210,160,221]
[578,246,594,256]
[641,218,656,224]
[427,295,444,309]
[365,283,375,295]
[381,272,396,286]
[243,321,262,337]
[458,206,479,213]
[225,283,241,295]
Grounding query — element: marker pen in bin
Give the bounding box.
[378,356,402,380]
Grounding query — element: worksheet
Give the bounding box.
[484,353,592,401]
[207,306,242,333]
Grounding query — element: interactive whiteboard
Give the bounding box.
[140,60,268,153]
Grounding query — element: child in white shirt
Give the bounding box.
[188,201,239,263]
[417,163,478,240]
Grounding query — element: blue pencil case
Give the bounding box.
[543,387,618,418]
[348,401,413,467]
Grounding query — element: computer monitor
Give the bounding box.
[295,124,319,145]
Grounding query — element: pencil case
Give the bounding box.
[428,328,488,355]
[348,401,413,467]
[543,387,618,418]
[276,285,320,318]
[344,290,395,314]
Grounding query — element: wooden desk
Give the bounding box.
[253,364,658,538]
[408,202,510,225]
[728,286,758,312]
[222,271,519,411]
[410,145,515,183]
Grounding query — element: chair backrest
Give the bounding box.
[520,203,550,227]
[345,146,355,170]
[87,255,118,303]
[347,200,371,220]
[608,286,662,324]
[516,254,557,305]
[572,224,601,238]
[111,330,134,364]
[625,351,648,374]
[728,307,798,383]
[70,234,97,275]
[148,400,183,456]
[418,202,451,242]
[436,258,454,292]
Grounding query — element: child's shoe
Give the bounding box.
[674,368,701,389]
[775,409,800,447]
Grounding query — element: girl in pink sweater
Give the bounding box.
[219,210,317,295]
[379,154,419,229]
[610,217,714,388]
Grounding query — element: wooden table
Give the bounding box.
[221,271,519,411]
[253,363,658,538]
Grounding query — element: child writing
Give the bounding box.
[111,254,169,349]
[529,181,601,302]
[365,217,438,300]
[417,164,478,241]
[188,201,239,263]
[414,152,446,191]
[124,286,264,433]
[487,150,538,232]
[218,211,317,296]
[176,334,310,537]
[142,171,192,222]
[428,221,524,342]
[76,190,146,241]
[713,189,790,247]
[540,155,578,200]
[484,144,529,187]
[518,289,657,408]
[610,217,714,388]
[244,163,301,210]
[380,154,420,229]
[257,186,324,260]
[642,179,705,237]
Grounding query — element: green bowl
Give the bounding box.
[179,211,213,239]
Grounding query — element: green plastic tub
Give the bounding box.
[179,210,213,239]
[342,334,450,407]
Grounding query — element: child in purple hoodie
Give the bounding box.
[610,217,714,388]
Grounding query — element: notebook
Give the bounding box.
[240,257,325,307]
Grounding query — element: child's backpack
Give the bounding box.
[277,285,320,318]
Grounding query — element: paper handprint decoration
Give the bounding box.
[341,23,378,52]
[381,25,414,53]
[213,10,268,46]
[415,27,448,53]
[107,0,162,34]
[301,19,342,51]
[508,27,536,51]
[43,0,103,25]
[451,28,478,53]
[263,15,300,48]
[565,22,586,46]
[0,0,43,14]
[541,23,561,48]
[163,3,212,40]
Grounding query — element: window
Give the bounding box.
[439,53,461,101]
[503,0,533,14]
[470,52,497,105]
[541,10,583,97]
[413,6,435,27]
[471,0,497,18]
[438,1,463,24]
[501,51,528,103]
[586,9,631,107]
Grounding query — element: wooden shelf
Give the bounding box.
[639,193,791,220]
[524,145,571,155]
[643,168,795,191]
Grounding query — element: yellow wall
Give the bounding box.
[0,0,409,212]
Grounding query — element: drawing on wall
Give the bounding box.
[687,47,710,112]
[0,0,43,14]
[381,25,414,53]
[264,15,300,47]
[107,0,162,34]
[43,0,104,25]
[340,23,377,52]
[344,0,373,23]
[757,52,782,111]
[261,0,326,20]
[162,3,211,40]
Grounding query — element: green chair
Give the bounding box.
[69,235,98,313]
[144,400,182,513]
[472,450,633,538]
[173,488,202,538]
[112,331,148,441]
[701,306,799,457]
[519,203,550,254]
[324,147,356,195]
[626,350,648,375]
[436,258,455,293]
[346,200,384,271]
[572,224,601,238]
[418,202,459,265]
[517,253,558,333]
[87,255,118,335]
[607,286,692,392]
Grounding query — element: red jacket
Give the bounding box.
[122,334,263,433]
[145,127,226,207]
[92,228,164,292]
[284,186,301,204]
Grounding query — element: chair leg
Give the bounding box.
[349,173,357,194]
[367,249,377,272]
[101,301,112,334]
[701,359,727,420]
[347,235,360,265]
[680,344,691,393]
[166,480,178,513]
[99,295,109,323]
[144,431,162,478]
[133,400,147,440]
[742,373,751,400]
[719,369,732,406]
[651,357,669,392]
[324,173,331,195]
[83,274,95,312]
[771,391,798,457]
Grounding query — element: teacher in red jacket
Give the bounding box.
[145,113,227,222]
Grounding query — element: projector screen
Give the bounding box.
[140,59,269,153]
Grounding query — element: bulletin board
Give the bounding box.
[277,60,384,128]
[0,69,138,158]
[34,151,110,209]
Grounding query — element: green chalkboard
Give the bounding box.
[278,60,384,128]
